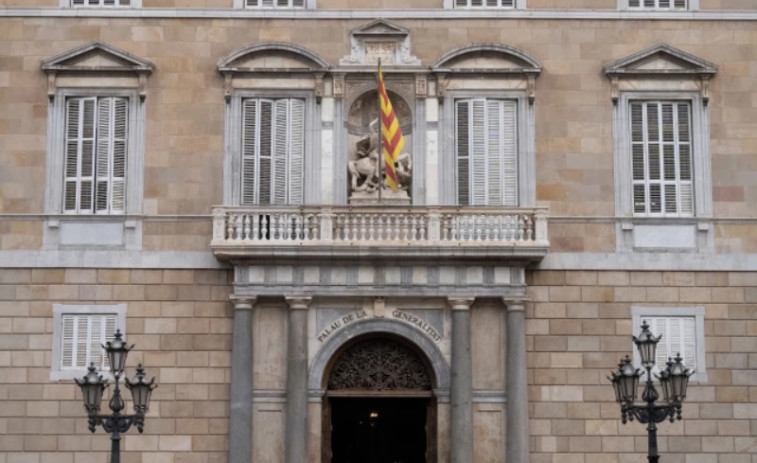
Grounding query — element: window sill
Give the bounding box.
[617,218,712,253]
[43,215,142,250]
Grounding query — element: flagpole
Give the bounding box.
[377,58,383,204]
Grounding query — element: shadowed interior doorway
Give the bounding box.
[322,336,437,463]
[330,397,428,463]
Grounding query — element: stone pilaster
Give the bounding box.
[504,298,529,463]
[229,296,255,463]
[448,296,475,463]
[285,296,312,463]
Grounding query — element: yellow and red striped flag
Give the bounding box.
[378,63,405,193]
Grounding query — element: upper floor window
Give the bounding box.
[64,96,128,214]
[245,0,304,7]
[71,0,131,6]
[628,0,687,8]
[241,98,305,205]
[630,101,693,217]
[454,0,515,7]
[432,44,541,207]
[455,98,518,206]
[41,42,152,249]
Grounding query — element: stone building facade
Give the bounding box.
[1,1,757,463]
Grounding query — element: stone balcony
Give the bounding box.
[210,205,550,261]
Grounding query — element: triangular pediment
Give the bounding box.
[351,19,409,38]
[604,44,717,77]
[41,41,154,74]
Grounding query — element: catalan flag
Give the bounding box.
[378,63,405,193]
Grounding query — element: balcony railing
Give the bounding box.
[211,205,549,259]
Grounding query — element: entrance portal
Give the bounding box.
[323,336,437,463]
[330,397,427,463]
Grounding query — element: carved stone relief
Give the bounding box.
[328,338,432,391]
[339,19,420,67]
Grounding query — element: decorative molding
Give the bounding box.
[230,295,256,310]
[327,338,432,391]
[217,41,331,73]
[41,41,154,101]
[431,43,542,100]
[340,19,420,66]
[3,249,757,271]
[604,43,717,104]
[7,8,755,20]
[308,318,451,392]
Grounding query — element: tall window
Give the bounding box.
[241,98,305,205]
[246,0,304,7]
[628,0,686,8]
[455,98,518,206]
[630,101,693,216]
[455,0,515,7]
[64,96,128,214]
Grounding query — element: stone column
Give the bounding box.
[504,298,529,463]
[229,296,255,463]
[448,297,474,463]
[285,296,312,463]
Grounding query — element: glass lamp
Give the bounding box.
[667,353,694,404]
[609,356,641,405]
[125,364,158,414]
[633,320,662,369]
[75,363,109,414]
[656,359,673,404]
[104,330,133,376]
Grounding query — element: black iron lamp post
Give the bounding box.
[75,330,157,463]
[608,321,694,463]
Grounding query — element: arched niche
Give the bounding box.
[345,89,414,203]
[308,318,450,396]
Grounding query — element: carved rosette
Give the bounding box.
[328,339,431,391]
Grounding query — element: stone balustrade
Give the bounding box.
[211,205,549,259]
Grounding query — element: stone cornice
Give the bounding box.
[4,8,757,20]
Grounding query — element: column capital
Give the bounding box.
[285,296,312,311]
[230,295,256,310]
[502,297,529,312]
[448,297,475,311]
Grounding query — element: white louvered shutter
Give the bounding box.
[241,99,258,205]
[288,99,305,204]
[456,100,470,206]
[470,99,487,206]
[630,101,692,217]
[60,313,118,370]
[456,98,518,206]
[273,99,289,205]
[240,98,304,205]
[643,316,697,374]
[259,100,273,204]
[487,100,503,206]
[501,101,518,206]
[64,97,127,214]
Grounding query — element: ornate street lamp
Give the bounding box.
[75,330,157,463]
[608,321,694,463]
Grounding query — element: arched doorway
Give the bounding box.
[323,335,437,463]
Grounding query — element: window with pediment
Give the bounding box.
[605,44,717,251]
[432,44,541,207]
[218,43,329,206]
[41,42,152,249]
